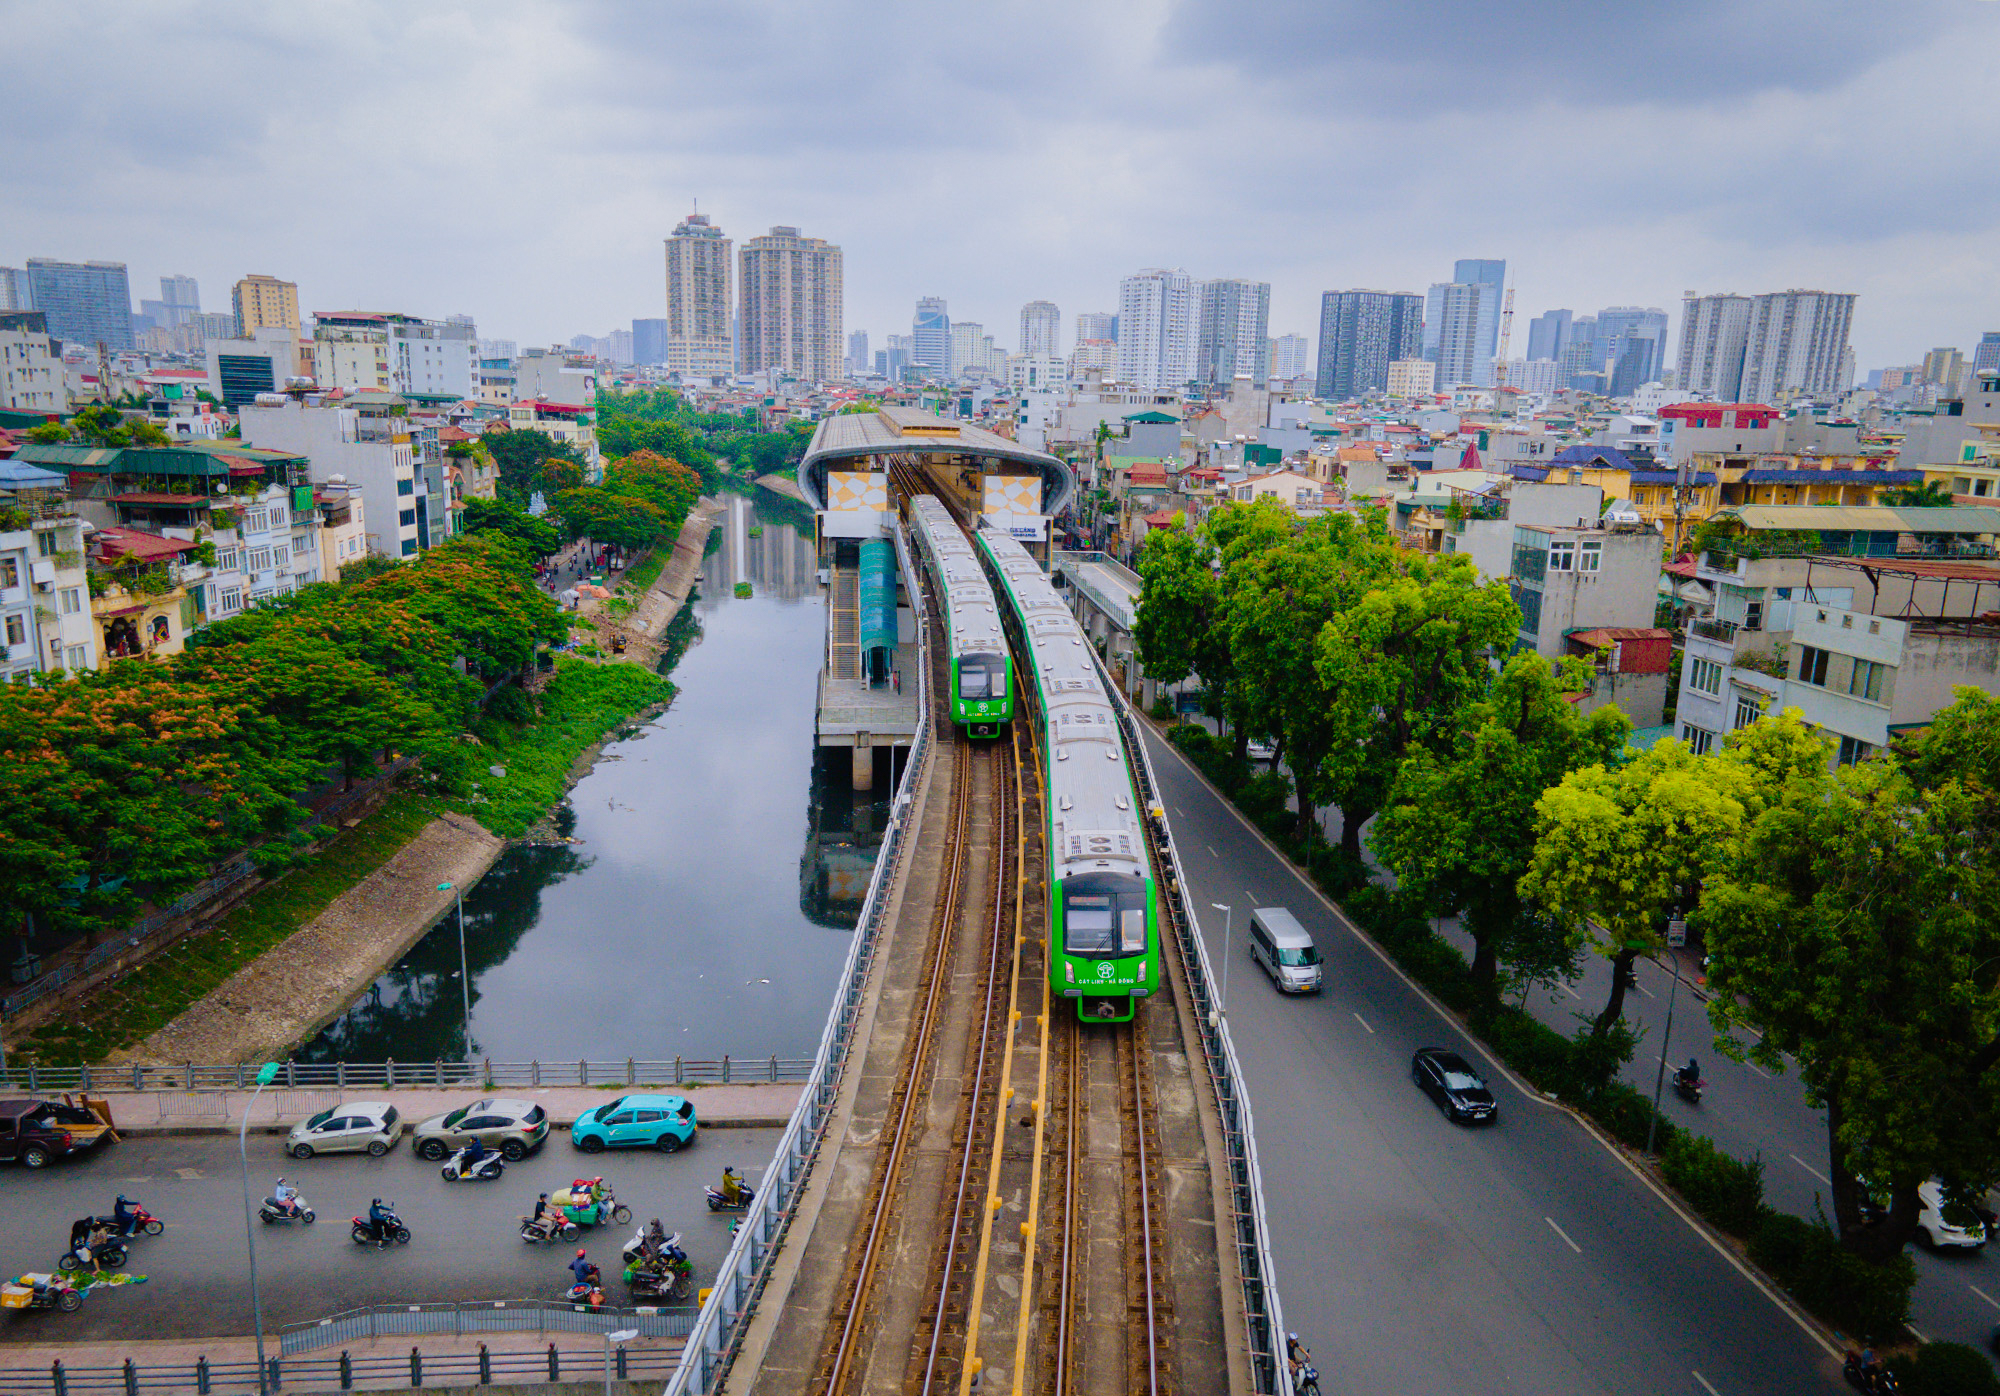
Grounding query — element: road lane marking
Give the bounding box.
[1560,982,1581,998]
[1742,1060,1770,1079]
[1207,845,1218,859]
[1909,1325,1930,1344]
[1352,1012,1374,1035]
[1692,1373,1721,1396]
[175,1168,203,1179]
[1544,1217,1582,1253]
[1971,1284,2000,1311]
[1789,1154,1830,1185]
[1635,981,1656,998]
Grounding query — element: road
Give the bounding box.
[0,1129,777,1343]
[1500,938,2000,1362]
[1137,724,1842,1396]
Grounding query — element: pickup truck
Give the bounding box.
[0,1099,113,1168]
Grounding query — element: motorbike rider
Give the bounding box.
[68,1217,102,1272]
[458,1136,488,1176]
[528,1192,556,1238]
[1857,1348,1883,1387]
[569,1249,600,1290]
[367,1198,395,1246]
[1286,1333,1310,1381]
[721,1167,745,1206]
[111,1195,138,1236]
[1677,1057,1701,1088]
[273,1177,301,1218]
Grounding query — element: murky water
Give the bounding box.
[299,494,890,1064]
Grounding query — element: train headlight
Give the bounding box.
[1064,961,1074,983]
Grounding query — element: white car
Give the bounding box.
[287,1101,401,1159]
[1918,1178,1989,1250]
[1245,739,1277,763]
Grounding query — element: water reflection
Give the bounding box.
[297,497,860,1064]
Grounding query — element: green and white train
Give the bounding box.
[976,527,1160,1022]
[908,495,1013,738]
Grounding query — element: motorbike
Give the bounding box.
[563,1265,606,1310]
[551,1178,630,1229]
[520,1211,582,1244]
[441,1146,506,1183]
[56,1237,129,1273]
[621,1219,693,1300]
[1844,1352,1900,1394]
[94,1203,164,1240]
[1295,1362,1321,1396]
[259,1194,315,1225]
[704,1171,754,1212]
[1,1274,84,1313]
[1673,1071,1706,1106]
[350,1209,412,1247]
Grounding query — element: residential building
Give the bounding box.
[476,356,516,408]
[1071,340,1117,377]
[512,349,596,407]
[632,318,668,367]
[1269,333,1311,385]
[1526,309,1572,363]
[950,321,988,380]
[847,330,869,377]
[1596,306,1670,397]
[1118,268,1197,393]
[154,275,200,330]
[1677,293,1753,401]
[1655,402,1784,466]
[1076,311,1115,346]
[0,267,30,312]
[1499,358,1562,397]
[1020,301,1060,358]
[1454,259,1507,367]
[663,211,734,379]
[912,296,950,376]
[1423,280,1490,389]
[233,274,299,341]
[1230,469,1324,512]
[1974,333,2000,375]
[1922,346,1964,389]
[738,226,841,383]
[506,399,598,472]
[1780,603,2000,764]
[0,472,95,679]
[241,390,433,558]
[205,326,300,408]
[88,527,195,663]
[1386,358,1435,400]
[26,258,133,352]
[1316,289,1424,399]
[0,312,64,413]
[1196,278,1271,389]
[1507,515,1670,723]
[1739,290,1857,403]
[314,480,369,577]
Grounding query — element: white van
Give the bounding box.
[1248,907,1323,993]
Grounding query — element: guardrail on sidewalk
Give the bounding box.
[0,1344,680,1396]
[663,519,936,1394]
[1110,685,1293,1394]
[0,1057,814,1095]
[280,1298,695,1353]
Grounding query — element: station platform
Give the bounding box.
[815,641,920,789]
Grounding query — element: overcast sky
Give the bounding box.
[7,0,2000,371]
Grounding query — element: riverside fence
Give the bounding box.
[0,1057,814,1095]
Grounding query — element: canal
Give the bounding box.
[301,493,887,1065]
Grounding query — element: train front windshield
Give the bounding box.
[1063,875,1149,957]
[959,652,1005,700]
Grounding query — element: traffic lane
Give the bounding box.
[1533,943,2000,1360]
[0,1130,776,1342]
[1141,728,1840,1394]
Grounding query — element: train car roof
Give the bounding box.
[910,497,1006,658]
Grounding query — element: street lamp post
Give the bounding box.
[438,882,470,1056]
[1646,950,1687,1157]
[1210,903,1233,1029]
[239,1061,281,1396]
[604,1327,638,1396]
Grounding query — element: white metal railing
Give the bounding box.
[665,519,934,1393]
[0,1057,810,1094]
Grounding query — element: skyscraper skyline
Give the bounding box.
[1594,306,1671,397]
[912,296,950,375]
[1677,292,1752,400]
[1020,300,1060,358]
[738,225,842,383]
[1075,310,1115,346]
[664,211,734,379]
[1525,309,1573,364]
[1196,278,1271,388]
[1316,289,1424,400]
[28,257,134,351]
[1423,279,1489,389]
[1740,289,1857,402]
[1454,258,1507,368]
[1117,268,1196,392]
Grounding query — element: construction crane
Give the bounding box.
[1493,286,1516,397]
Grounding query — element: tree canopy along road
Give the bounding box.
[1135,722,1842,1396]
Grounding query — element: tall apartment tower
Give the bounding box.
[664,211,734,378]
[1117,268,1197,392]
[847,331,869,377]
[1974,332,2000,375]
[1269,333,1312,384]
[1423,281,1489,389]
[912,297,950,375]
[0,268,29,312]
[1676,293,1753,401]
[1921,347,1964,389]
[1525,309,1573,364]
[1595,306,1671,397]
[1739,290,1857,403]
[1196,278,1271,389]
[738,226,842,383]
[1020,300,1061,358]
[1075,310,1115,345]
[1454,258,1507,365]
[27,258,134,352]
[1316,289,1424,399]
[159,275,200,328]
[233,274,300,340]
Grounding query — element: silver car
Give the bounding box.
[287,1102,401,1159]
[411,1098,550,1161]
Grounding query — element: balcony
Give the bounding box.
[1687,616,1741,644]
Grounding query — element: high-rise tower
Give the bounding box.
[1020,300,1060,358]
[738,226,842,383]
[664,211,734,379]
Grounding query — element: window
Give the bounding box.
[1733,694,1762,729]
[1683,724,1715,755]
[35,530,58,558]
[0,559,17,589]
[1689,657,1723,695]
[4,614,24,646]
[400,509,417,527]
[1848,658,1885,702]
[65,645,86,670]
[272,546,288,569]
[1579,540,1602,573]
[219,587,243,614]
[248,547,273,572]
[1836,735,1874,767]
[1547,540,1575,571]
[244,508,269,533]
[59,587,81,615]
[268,504,287,527]
[1797,645,1831,686]
[293,532,314,554]
[216,548,239,572]
[397,476,415,496]
[401,539,418,556]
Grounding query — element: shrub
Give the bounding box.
[1472,1007,1574,1094]
[1235,771,1292,831]
[1748,1212,1913,1343]
[1148,696,1174,721]
[1585,1081,1676,1153]
[1662,1134,1765,1237]
[1896,1342,2000,1396]
[1166,723,1215,758]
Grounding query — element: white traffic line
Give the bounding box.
[1692,1372,1721,1396]
[1909,1325,1930,1345]
[1544,1216,1583,1254]
[1561,982,1581,999]
[1971,1283,2000,1311]
[1352,1012,1374,1035]
[1207,844,1219,859]
[1742,1059,1770,1079]
[1789,1154,1830,1186]
[1635,981,1656,999]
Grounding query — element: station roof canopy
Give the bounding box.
[799,407,1073,516]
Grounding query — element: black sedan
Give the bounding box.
[1412,1048,1498,1124]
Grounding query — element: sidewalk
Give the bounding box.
[90,1082,801,1136]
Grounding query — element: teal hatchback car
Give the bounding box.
[571,1094,699,1153]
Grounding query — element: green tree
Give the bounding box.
[462,496,562,558]
[1700,734,2000,1264]
[1375,653,1629,986]
[1133,522,1228,715]
[550,488,669,555]
[483,429,587,504]
[1879,480,1955,509]
[604,449,701,530]
[26,422,69,445]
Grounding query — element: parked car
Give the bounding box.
[571,1095,699,1154]
[0,1099,113,1169]
[1411,1048,1498,1125]
[411,1099,550,1161]
[287,1102,401,1159]
[1916,1178,1989,1251]
[1245,739,1277,763]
